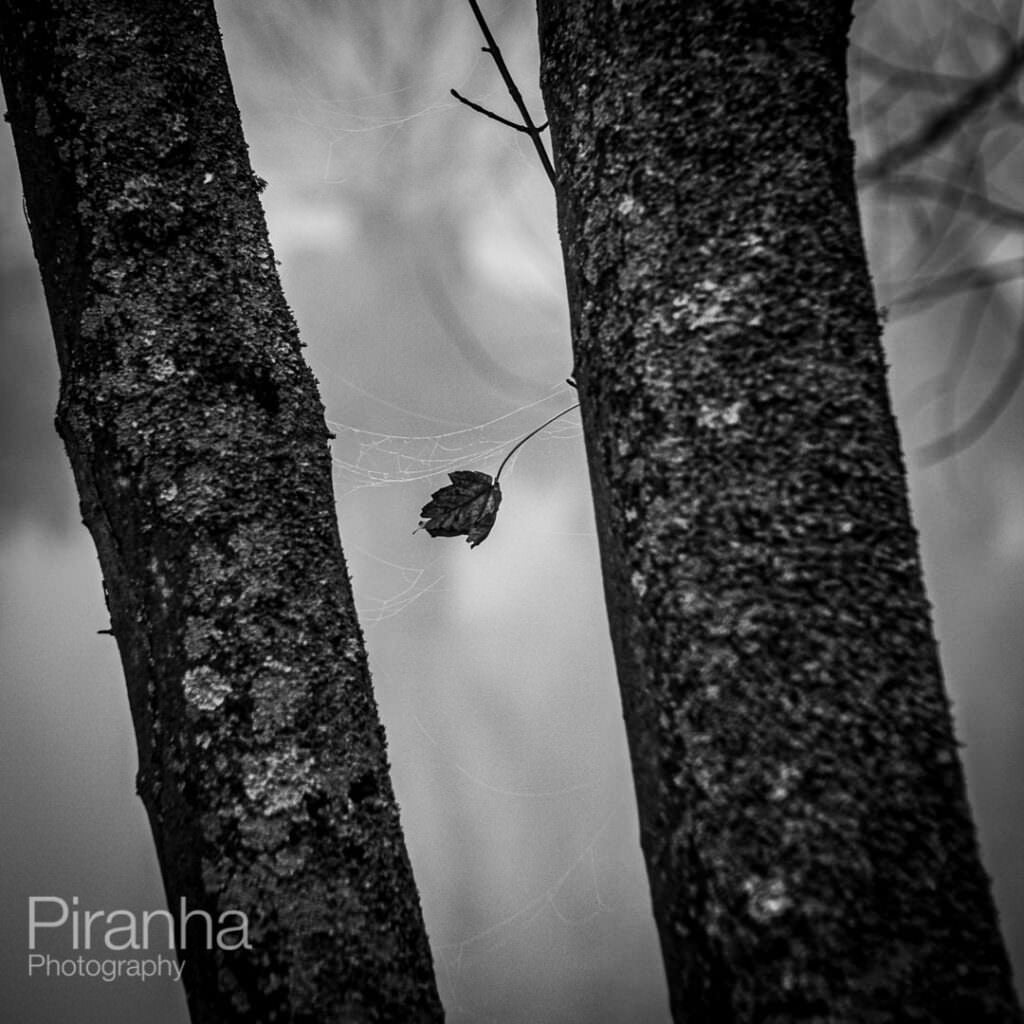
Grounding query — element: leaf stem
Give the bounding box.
[494,403,580,483]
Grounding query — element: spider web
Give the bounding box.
[328,382,580,497]
[412,713,629,1023]
[320,379,640,1024]
[324,379,584,626]
[435,806,622,1022]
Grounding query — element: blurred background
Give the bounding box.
[1,1,1021,1020]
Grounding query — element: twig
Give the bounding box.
[450,88,547,135]
[457,0,556,188]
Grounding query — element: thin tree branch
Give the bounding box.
[450,87,547,134]
[459,0,557,188]
[858,35,1024,184]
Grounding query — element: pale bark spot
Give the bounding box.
[183,665,231,712]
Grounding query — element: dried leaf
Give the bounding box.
[418,470,502,548]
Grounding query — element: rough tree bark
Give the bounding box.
[537,1,1022,1021]
[0,3,443,1022]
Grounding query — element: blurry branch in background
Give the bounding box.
[876,174,1024,233]
[887,255,1024,310]
[414,257,539,399]
[852,0,1024,464]
[898,282,1021,465]
[452,0,557,187]
[857,36,1024,184]
[917,322,1024,464]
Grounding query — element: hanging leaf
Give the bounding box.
[415,397,579,549]
[418,470,502,548]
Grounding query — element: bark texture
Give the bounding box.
[537,1,1022,1021]
[0,2,443,1022]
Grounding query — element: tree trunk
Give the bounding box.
[537,1,1022,1020]
[0,3,443,1022]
